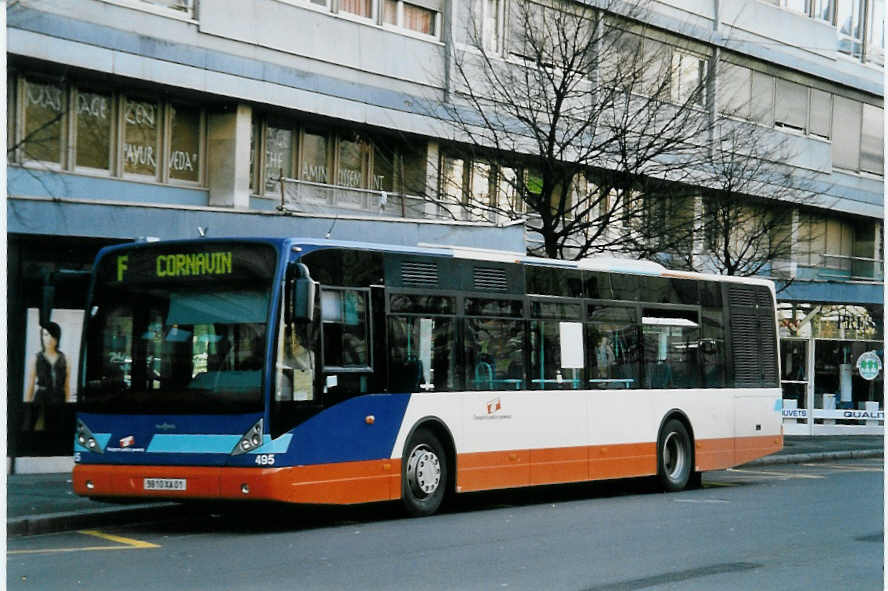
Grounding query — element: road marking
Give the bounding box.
[8,530,160,555]
[726,468,825,480]
[800,463,884,473]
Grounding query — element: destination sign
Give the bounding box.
[98,243,277,284]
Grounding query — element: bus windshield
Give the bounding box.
[81,243,278,413]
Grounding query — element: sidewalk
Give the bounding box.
[7,436,883,536]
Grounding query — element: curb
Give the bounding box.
[7,503,185,537]
[743,449,884,467]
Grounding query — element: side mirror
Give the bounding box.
[291,277,316,322]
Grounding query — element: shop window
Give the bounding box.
[780,340,808,409]
[169,104,201,183]
[388,316,457,392]
[122,97,160,178]
[265,126,294,194]
[23,78,65,165]
[75,89,112,171]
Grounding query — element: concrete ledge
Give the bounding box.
[7,503,185,537]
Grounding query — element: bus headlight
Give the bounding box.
[231,418,264,456]
[75,420,104,454]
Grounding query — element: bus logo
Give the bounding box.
[120,435,135,448]
[487,398,502,415]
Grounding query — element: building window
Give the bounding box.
[74,89,112,172]
[865,0,885,62]
[860,104,884,175]
[139,0,195,16]
[717,62,752,119]
[252,117,428,198]
[122,97,160,178]
[302,130,330,184]
[384,0,439,36]
[670,51,706,106]
[169,104,201,183]
[22,78,65,165]
[337,136,367,188]
[811,0,834,21]
[340,0,373,18]
[265,126,295,194]
[832,95,862,171]
[799,214,855,269]
[774,79,809,131]
[836,0,865,57]
[808,88,832,138]
[10,74,205,184]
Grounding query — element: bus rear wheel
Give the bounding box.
[657,419,692,492]
[401,428,447,517]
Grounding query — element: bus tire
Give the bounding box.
[657,419,692,492]
[401,428,447,517]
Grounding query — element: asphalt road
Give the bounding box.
[7,458,884,591]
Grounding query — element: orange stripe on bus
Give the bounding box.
[73,434,782,505]
[74,460,403,505]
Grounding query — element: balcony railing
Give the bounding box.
[820,253,884,282]
[279,178,502,223]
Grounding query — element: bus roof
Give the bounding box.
[96,236,776,292]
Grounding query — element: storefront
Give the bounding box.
[779,303,884,434]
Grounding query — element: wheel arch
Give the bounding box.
[657,409,696,466]
[402,416,457,495]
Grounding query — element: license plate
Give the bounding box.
[144,478,186,491]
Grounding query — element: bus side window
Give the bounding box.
[388,316,457,392]
[465,317,525,391]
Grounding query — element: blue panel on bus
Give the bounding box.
[75,412,265,466]
[285,394,411,465]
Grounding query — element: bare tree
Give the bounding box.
[431,0,717,259]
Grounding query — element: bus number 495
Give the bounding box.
[254,454,275,466]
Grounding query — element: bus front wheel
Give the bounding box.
[657,419,692,492]
[401,428,447,517]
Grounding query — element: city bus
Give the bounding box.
[71,237,782,516]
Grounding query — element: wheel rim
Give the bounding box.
[406,444,441,498]
[663,432,686,481]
